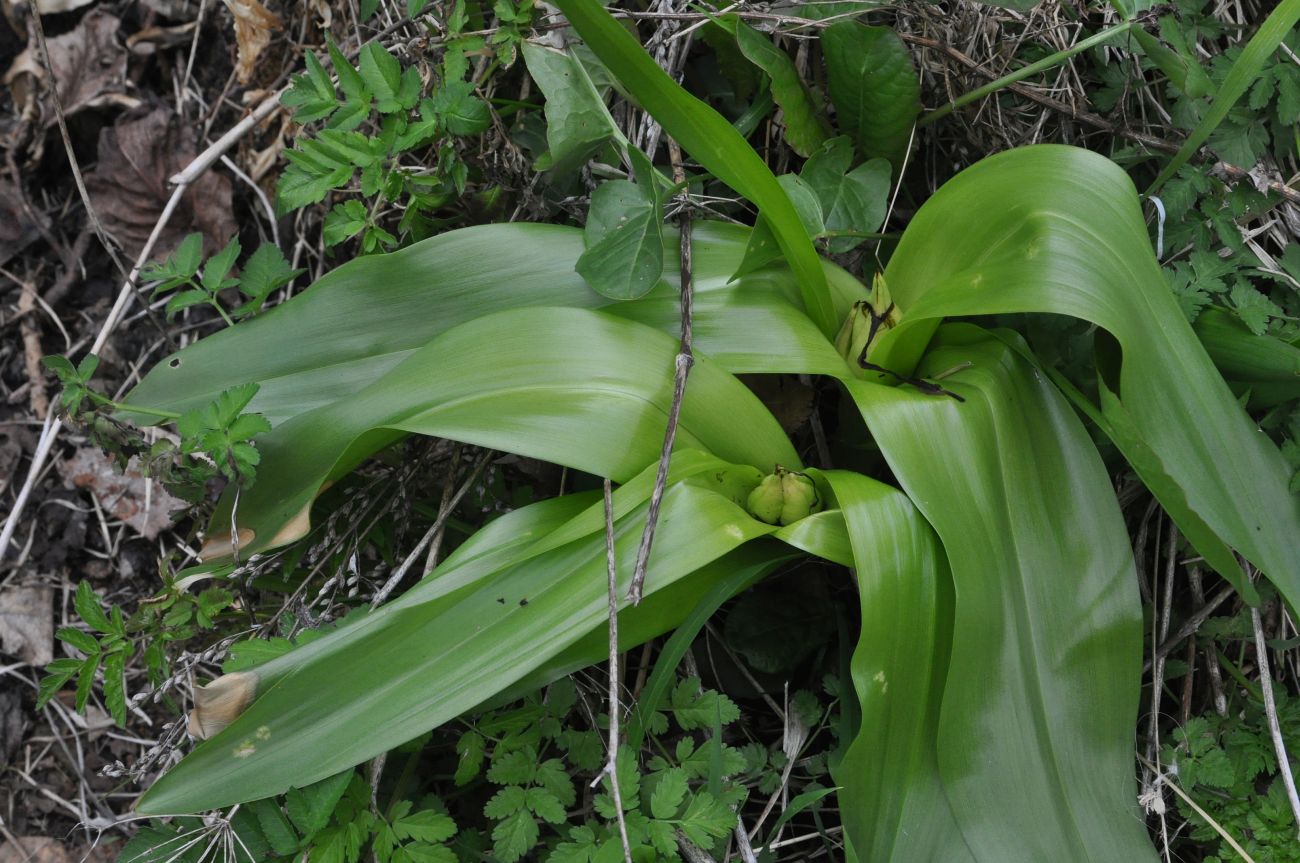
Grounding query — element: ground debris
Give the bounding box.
[59,447,185,540]
[0,583,52,665]
[84,105,237,260]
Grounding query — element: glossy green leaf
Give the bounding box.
[520,42,623,176]
[577,179,663,299]
[124,223,859,427]
[823,470,966,862]
[136,464,777,813]
[873,144,1300,608]
[549,0,836,336]
[821,22,920,172]
[843,326,1154,860]
[194,308,797,560]
[732,19,827,157]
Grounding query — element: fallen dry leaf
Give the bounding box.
[225,0,280,84]
[0,585,53,666]
[2,9,137,131]
[59,448,186,540]
[0,177,40,267]
[84,106,237,260]
[0,837,72,863]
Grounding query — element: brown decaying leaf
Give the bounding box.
[0,177,40,267]
[84,106,237,260]
[0,585,53,666]
[1,9,137,129]
[59,448,186,540]
[224,0,281,85]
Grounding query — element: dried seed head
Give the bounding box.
[187,671,258,740]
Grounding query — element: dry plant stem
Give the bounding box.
[1138,755,1258,863]
[1189,565,1229,716]
[900,32,1300,206]
[1251,601,1300,837]
[422,444,464,576]
[628,140,695,605]
[1144,583,1236,672]
[0,91,285,563]
[369,450,491,607]
[602,478,634,863]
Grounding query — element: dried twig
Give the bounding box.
[369,449,491,607]
[628,139,695,605]
[1251,599,1300,838]
[602,478,634,863]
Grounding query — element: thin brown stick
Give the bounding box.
[1188,565,1228,716]
[602,478,634,863]
[628,139,695,605]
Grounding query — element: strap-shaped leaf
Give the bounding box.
[822,470,968,862]
[843,326,1154,861]
[195,308,798,560]
[136,469,777,814]
[872,144,1300,607]
[124,223,859,427]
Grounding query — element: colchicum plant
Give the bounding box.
[52,2,1300,861]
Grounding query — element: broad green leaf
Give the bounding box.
[123,223,858,427]
[737,174,824,277]
[190,308,796,559]
[521,42,622,176]
[576,180,663,299]
[135,467,776,813]
[822,470,966,862]
[843,327,1155,860]
[821,22,920,172]
[872,144,1300,609]
[550,0,836,336]
[731,20,827,157]
[801,138,890,253]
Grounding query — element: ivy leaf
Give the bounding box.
[800,137,890,253]
[821,20,920,172]
[577,179,663,300]
[431,80,491,136]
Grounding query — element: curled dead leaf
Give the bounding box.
[2,9,137,135]
[58,449,186,540]
[224,0,280,85]
[188,671,259,739]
